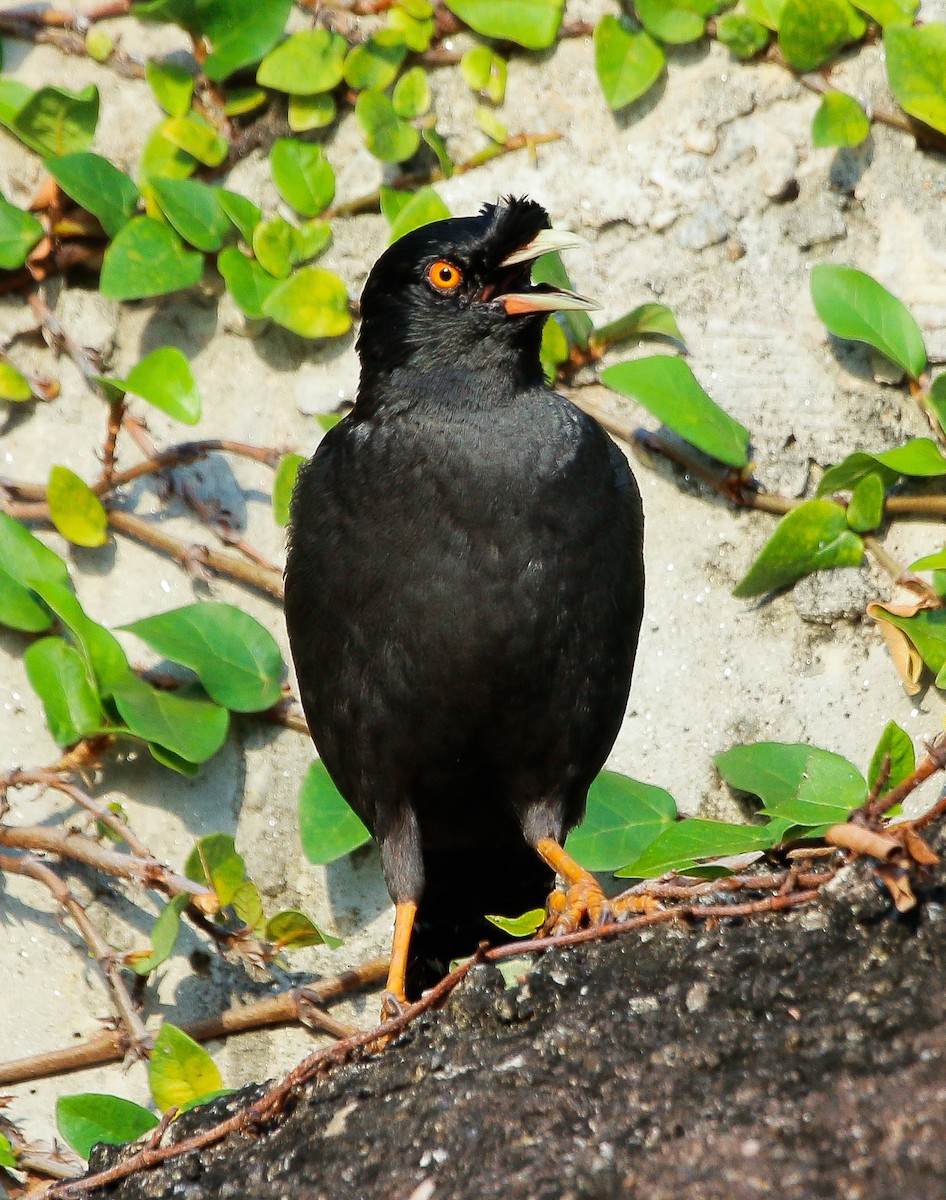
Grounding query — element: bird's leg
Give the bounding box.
[536,838,657,935]
[381,898,417,1019]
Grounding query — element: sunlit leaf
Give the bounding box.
[443,0,563,49]
[884,22,946,136]
[262,267,352,339]
[779,0,864,70]
[565,770,677,872]
[265,909,342,950]
[392,66,431,119]
[270,139,335,217]
[540,316,568,383]
[150,177,230,252]
[128,893,189,975]
[288,93,336,132]
[118,346,202,425]
[716,12,770,57]
[845,471,884,532]
[387,5,434,52]
[298,759,371,864]
[718,741,866,826]
[27,578,129,694]
[293,218,332,263]
[185,833,246,905]
[47,465,108,548]
[217,190,260,242]
[589,303,685,354]
[355,89,420,163]
[222,85,267,117]
[594,15,664,110]
[616,818,783,878]
[201,0,292,81]
[161,113,228,167]
[11,84,99,156]
[531,252,593,350]
[46,152,139,238]
[100,216,204,300]
[811,91,870,147]
[24,636,105,745]
[868,721,915,798]
[0,192,44,269]
[344,30,407,91]
[636,0,705,43]
[485,908,545,937]
[257,29,348,94]
[733,498,863,597]
[56,1094,158,1160]
[112,674,229,764]
[460,46,506,103]
[381,185,450,242]
[146,59,194,116]
[272,452,304,525]
[0,361,32,402]
[852,0,916,23]
[217,246,278,318]
[816,440,946,496]
[253,216,295,279]
[149,1023,222,1113]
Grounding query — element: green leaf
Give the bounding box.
[293,219,332,263]
[11,84,99,156]
[47,465,108,548]
[616,818,781,878]
[253,217,296,279]
[0,1133,15,1168]
[149,1023,223,1113]
[150,177,230,252]
[46,152,139,238]
[270,139,335,217]
[121,601,284,713]
[222,86,267,117]
[718,742,866,823]
[146,59,194,116]
[117,346,202,424]
[185,833,246,905]
[911,548,946,571]
[257,28,348,94]
[112,674,229,764]
[779,0,864,70]
[564,771,677,872]
[868,721,915,798]
[139,123,197,184]
[601,355,749,467]
[28,578,129,694]
[217,190,260,242]
[273,453,304,526]
[288,93,337,132]
[298,759,371,865]
[531,252,593,350]
[845,471,884,532]
[540,316,569,383]
[0,192,44,269]
[217,246,279,318]
[717,742,816,808]
[852,0,916,25]
[381,186,450,243]
[265,909,342,950]
[0,512,71,595]
[635,0,705,43]
[0,361,32,402]
[594,16,665,110]
[355,89,420,163]
[928,374,946,436]
[810,263,926,381]
[387,5,434,51]
[392,67,432,119]
[716,12,770,57]
[870,606,946,683]
[0,564,53,633]
[485,908,545,937]
[24,636,105,745]
[884,23,946,136]
[56,1094,159,1160]
[460,46,507,103]
[100,216,204,301]
[201,0,292,81]
[231,880,265,932]
[475,105,508,144]
[422,127,453,178]
[816,440,946,496]
[344,30,408,91]
[262,267,352,339]
[161,114,228,167]
[85,28,114,60]
[128,893,189,975]
[589,303,685,353]
[443,0,563,48]
[733,498,864,597]
[811,91,870,147]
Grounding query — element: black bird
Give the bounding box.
[285,197,645,1007]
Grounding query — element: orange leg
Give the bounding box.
[536,838,658,935]
[382,899,417,1018]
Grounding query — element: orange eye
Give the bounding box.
[427,260,462,291]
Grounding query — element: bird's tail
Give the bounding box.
[405,842,554,999]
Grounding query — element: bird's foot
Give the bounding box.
[542,870,609,936]
[380,988,408,1023]
[610,891,663,918]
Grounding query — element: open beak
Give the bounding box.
[498,227,600,316]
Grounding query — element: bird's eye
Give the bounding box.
[427,260,462,291]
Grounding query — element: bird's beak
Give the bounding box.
[498,227,600,316]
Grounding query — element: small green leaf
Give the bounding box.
[150,176,230,252]
[779,0,864,70]
[422,127,453,178]
[810,263,926,381]
[118,346,202,425]
[564,771,677,873]
[884,23,946,136]
[288,93,337,132]
[185,833,246,906]
[475,105,508,144]
[811,91,870,147]
[257,28,348,94]
[253,217,295,279]
[594,16,665,110]
[0,566,53,632]
[911,548,946,571]
[381,186,450,242]
[265,909,342,950]
[616,818,782,878]
[0,1133,15,1168]
[293,219,332,263]
[85,28,114,61]
[852,0,916,25]
[733,498,863,597]
[11,84,99,156]
[868,721,915,798]
[217,246,279,318]
[139,123,197,184]
[601,355,749,467]
[392,67,432,119]
[816,440,946,495]
[298,759,371,865]
[25,636,105,745]
[387,5,434,51]
[273,453,304,525]
[355,89,421,163]
[344,30,408,91]
[121,601,284,713]
[217,190,260,242]
[28,578,129,694]
[100,216,204,301]
[231,880,265,932]
[485,908,545,937]
[589,303,685,353]
[149,1023,223,1113]
[718,741,866,818]
[161,113,228,167]
[531,252,593,350]
[0,360,32,401]
[871,606,946,683]
[47,466,108,548]
[262,267,352,339]
[540,316,569,383]
[845,471,884,532]
[112,674,229,765]
[443,0,564,49]
[759,752,866,826]
[716,12,770,57]
[635,0,705,43]
[56,1094,159,1160]
[927,374,946,436]
[0,192,44,269]
[0,520,60,633]
[270,139,335,217]
[129,893,189,975]
[460,46,506,103]
[201,0,292,81]
[146,59,194,116]
[46,152,139,238]
[222,86,267,117]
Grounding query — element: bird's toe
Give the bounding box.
[542,872,610,936]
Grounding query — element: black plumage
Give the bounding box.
[285,197,644,1002]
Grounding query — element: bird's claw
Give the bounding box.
[542,872,609,936]
[380,989,408,1022]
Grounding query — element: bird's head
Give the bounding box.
[356,196,598,397]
